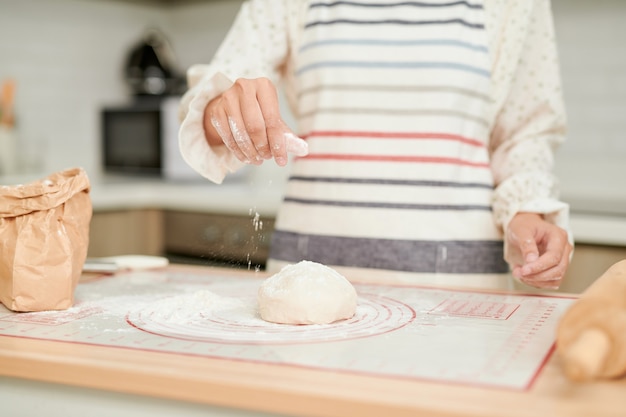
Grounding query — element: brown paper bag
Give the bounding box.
[0,168,92,312]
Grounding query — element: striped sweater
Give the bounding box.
[179,0,570,289]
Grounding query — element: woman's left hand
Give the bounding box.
[505,212,573,289]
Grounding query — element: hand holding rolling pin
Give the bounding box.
[556,259,626,381]
[202,77,308,167]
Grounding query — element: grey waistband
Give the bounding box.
[269,230,509,274]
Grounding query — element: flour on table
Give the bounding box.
[257,260,357,325]
[146,290,253,324]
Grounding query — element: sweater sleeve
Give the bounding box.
[487,0,571,238]
[178,0,290,184]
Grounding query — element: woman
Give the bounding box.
[178,0,572,289]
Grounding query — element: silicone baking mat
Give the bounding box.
[0,268,574,390]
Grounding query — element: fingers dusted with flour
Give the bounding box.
[254,77,289,166]
[204,79,261,164]
[203,77,307,167]
[506,212,572,289]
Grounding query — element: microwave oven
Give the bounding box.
[101,95,201,181]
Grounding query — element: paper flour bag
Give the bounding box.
[0,168,92,312]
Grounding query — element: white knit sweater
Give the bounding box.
[178,0,570,289]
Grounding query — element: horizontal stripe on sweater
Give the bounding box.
[309,1,483,9]
[269,231,508,274]
[296,60,489,77]
[290,162,495,187]
[301,130,485,147]
[305,18,484,30]
[299,38,488,53]
[282,197,492,211]
[298,154,490,167]
[297,83,490,102]
[288,176,493,189]
[298,107,489,126]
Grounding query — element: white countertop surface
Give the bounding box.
[0,169,286,217]
[89,176,285,217]
[86,177,626,247]
[2,157,625,246]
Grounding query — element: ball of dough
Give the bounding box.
[257,260,357,325]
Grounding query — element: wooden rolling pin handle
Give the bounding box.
[562,327,611,382]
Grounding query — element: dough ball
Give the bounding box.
[257,260,357,325]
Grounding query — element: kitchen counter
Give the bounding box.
[1,159,625,247]
[87,172,626,247]
[88,175,285,217]
[87,179,626,246]
[1,265,625,417]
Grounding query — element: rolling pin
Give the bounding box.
[556,259,626,381]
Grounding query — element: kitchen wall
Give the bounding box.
[553,0,626,158]
[550,0,626,208]
[0,0,624,192]
[0,0,245,180]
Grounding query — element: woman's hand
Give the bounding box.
[203,77,307,167]
[505,212,572,289]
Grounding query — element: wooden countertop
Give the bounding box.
[2,335,626,417]
[1,265,625,417]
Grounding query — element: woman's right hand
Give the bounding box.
[203,77,308,167]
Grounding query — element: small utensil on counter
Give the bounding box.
[83,255,169,273]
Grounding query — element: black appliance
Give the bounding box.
[125,28,185,96]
